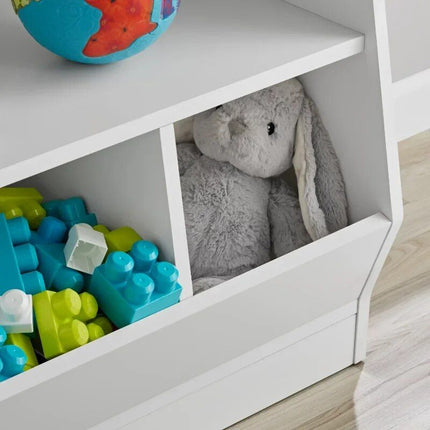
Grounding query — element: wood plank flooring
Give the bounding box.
[230,131,430,430]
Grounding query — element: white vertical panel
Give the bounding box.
[286,0,403,362]
[159,125,193,298]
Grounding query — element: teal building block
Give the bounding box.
[88,241,182,328]
[0,326,27,382]
[0,214,46,295]
[31,216,68,245]
[129,240,159,274]
[35,243,84,293]
[43,197,97,228]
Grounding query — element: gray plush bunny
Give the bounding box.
[177,79,348,293]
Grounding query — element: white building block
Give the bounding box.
[64,223,108,275]
[0,289,33,333]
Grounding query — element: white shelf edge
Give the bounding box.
[0,35,364,188]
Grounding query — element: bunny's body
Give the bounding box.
[181,153,272,279]
[178,79,348,293]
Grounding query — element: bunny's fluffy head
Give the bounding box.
[193,79,304,178]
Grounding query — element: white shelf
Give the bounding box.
[0,0,363,186]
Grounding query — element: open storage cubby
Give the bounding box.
[0,0,402,429]
[16,127,194,300]
[174,64,398,296]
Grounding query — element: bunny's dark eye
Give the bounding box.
[215,105,222,110]
[267,122,275,136]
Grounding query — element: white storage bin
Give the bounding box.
[0,0,402,428]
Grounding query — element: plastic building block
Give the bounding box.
[31,216,68,245]
[86,322,104,342]
[43,197,97,228]
[91,316,113,335]
[35,243,84,293]
[88,240,182,328]
[0,214,46,296]
[94,225,142,254]
[85,315,114,342]
[0,326,27,381]
[64,224,108,275]
[5,333,38,371]
[33,289,104,359]
[0,187,46,229]
[0,290,33,333]
[130,240,159,274]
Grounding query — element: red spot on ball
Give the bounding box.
[83,0,158,57]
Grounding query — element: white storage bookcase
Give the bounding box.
[0,0,402,428]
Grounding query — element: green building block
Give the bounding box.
[5,333,38,371]
[91,316,113,335]
[94,225,142,254]
[0,187,46,229]
[11,0,40,13]
[33,289,106,359]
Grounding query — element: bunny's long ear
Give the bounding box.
[293,96,348,241]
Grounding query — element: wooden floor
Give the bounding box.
[231,131,430,430]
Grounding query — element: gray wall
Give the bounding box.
[386,0,430,81]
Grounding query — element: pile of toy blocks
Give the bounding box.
[0,188,182,381]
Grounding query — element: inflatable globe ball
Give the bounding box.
[12,0,180,64]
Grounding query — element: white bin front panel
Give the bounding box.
[0,216,389,429]
[118,316,356,430]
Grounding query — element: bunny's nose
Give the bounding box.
[228,119,247,136]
